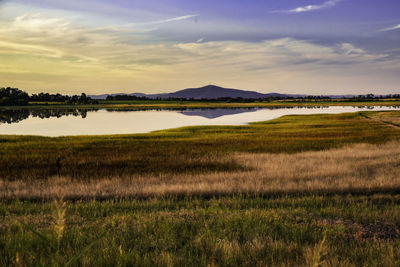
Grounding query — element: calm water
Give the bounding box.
[0,106,398,136]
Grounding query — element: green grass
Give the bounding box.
[2,99,400,110]
[1,111,400,180]
[2,110,400,265]
[1,195,399,266]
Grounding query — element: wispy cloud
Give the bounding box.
[92,14,198,34]
[1,12,399,94]
[273,0,341,14]
[379,24,400,32]
[147,14,198,25]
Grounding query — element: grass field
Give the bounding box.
[1,111,400,181]
[6,99,398,110]
[97,100,400,111]
[3,140,400,200]
[1,110,400,266]
[1,195,400,266]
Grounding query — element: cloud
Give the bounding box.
[339,43,365,55]
[115,14,198,32]
[273,0,341,14]
[146,14,198,25]
[12,13,70,35]
[380,24,400,32]
[1,13,399,94]
[80,14,199,35]
[0,40,63,58]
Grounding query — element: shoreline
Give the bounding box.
[1,100,400,110]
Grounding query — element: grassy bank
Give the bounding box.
[97,99,400,109]
[0,99,399,110]
[1,111,400,181]
[1,195,400,266]
[97,101,400,110]
[2,110,400,266]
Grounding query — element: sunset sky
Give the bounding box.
[0,0,399,95]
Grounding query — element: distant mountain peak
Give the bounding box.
[201,84,223,89]
[89,85,307,100]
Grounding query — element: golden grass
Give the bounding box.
[366,111,400,127]
[2,141,400,200]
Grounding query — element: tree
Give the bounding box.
[0,87,29,106]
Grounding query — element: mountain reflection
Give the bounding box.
[179,108,259,119]
[178,106,346,119]
[0,106,395,125]
[178,105,399,119]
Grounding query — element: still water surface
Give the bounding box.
[0,106,398,136]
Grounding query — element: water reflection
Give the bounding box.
[0,106,399,125]
[0,109,30,124]
[0,108,98,124]
[179,108,259,119]
[0,106,399,136]
[0,106,330,124]
[177,106,338,119]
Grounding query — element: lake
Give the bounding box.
[0,106,398,136]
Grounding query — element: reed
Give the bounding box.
[1,195,399,266]
[1,110,400,266]
[1,111,400,181]
[2,141,400,200]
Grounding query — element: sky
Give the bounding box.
[0,0,399,95]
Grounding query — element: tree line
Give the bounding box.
[105,94,400,102]
[105,94,277,102]
[0,87,98,106]
[2,86,399,106]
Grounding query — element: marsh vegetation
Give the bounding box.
[1,110,400,266]
[1,111,400,181]
[2,140,400,200]
[1,195,400,266]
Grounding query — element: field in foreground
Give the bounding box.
[1,110,400,266]
[1,195,400,266]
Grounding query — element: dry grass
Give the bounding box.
[3,111,400,181]
[2,141,400,200]
[366,111,400,127]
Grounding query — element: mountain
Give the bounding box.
[90,85,305,100]
[147,85,290,99]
